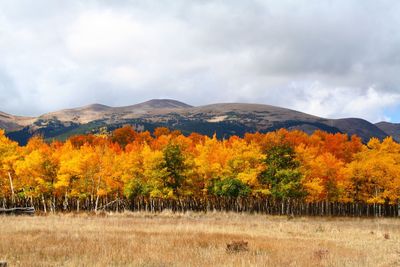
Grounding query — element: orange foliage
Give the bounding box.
[0,127,398,204]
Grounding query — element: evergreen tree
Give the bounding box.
[260,145,305,199]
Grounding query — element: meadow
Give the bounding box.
[0,212,399,267]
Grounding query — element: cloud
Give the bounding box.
[0,0,400,122]
[282,83,400,122]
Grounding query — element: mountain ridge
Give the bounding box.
[375,121,400,142]
[1,99,399,144]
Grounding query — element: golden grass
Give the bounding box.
[0,212,399,267]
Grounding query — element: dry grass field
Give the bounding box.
[0,212,399,267]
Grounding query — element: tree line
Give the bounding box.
[1,126,399,216]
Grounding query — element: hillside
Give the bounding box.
[0,111,34,132]
[327,118,389,141]
[36,99,192,124]
[375,122,400,142]
[1,99,397,144]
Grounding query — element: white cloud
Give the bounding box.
[0,1,400,122]
[283,83,400,122]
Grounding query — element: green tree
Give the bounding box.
[162,143,187,194]
[260,145,305,199]
[208,177,250,197]
[124,179,151,199]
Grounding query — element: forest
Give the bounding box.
[1,126,399,216]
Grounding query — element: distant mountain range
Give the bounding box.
[1,99,398,145]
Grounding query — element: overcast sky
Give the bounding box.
[1,1,400,122]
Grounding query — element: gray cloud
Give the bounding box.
[0,0,400,122]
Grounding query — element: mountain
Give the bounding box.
[0,99,397,144]
[38,103,112,124]
[0,111,34,132]
[327,118,388,141]
[123,99,193,110]
[375,122,400,142]
[35,99,192,124]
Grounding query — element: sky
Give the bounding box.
[1,0,400,122]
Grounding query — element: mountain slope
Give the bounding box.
[326,118,389,141]
[38,103,112,124]
[1,99,396,144]
[375,122,400,142]
[0,111,34,132]
[122,99,193,110]
[36,99,192,125]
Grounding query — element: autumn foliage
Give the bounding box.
[0,126,399,213]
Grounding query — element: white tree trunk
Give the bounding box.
[8,172,15,205]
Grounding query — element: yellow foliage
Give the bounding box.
[1,126,400,205]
